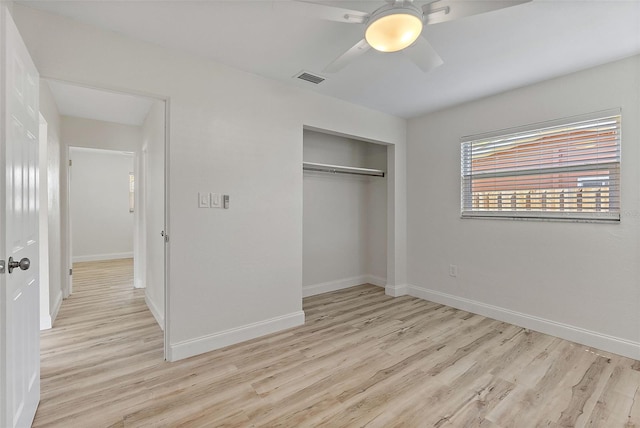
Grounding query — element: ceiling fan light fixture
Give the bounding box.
[365,6,423,53]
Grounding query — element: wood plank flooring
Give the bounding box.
[34,259,640,427]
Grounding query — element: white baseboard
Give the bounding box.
[72,252,133,263]
[407,284,640,360]
[51,290,63,324]
[385,283,408,297]
[303,275,387,297]
[42,290,63,330]
[134,278,145,289]
[40,314,52,330]
[145,293,164,332]
[168,311,305,362]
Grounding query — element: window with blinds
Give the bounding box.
[129,172,135,213]
[461,110,621,221]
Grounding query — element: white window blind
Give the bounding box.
[129,172,135,213]
[461,110,621,221]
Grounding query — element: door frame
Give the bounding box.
[39,113,52,331]
[47,77,171,360]
[1,6,7,425]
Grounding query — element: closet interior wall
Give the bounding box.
[303,130,387,297]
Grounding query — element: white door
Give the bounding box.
[1,7,41,428]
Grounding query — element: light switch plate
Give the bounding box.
[210,193,221,208]
[198,192,210,208]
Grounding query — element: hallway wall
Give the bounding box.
[69,147,135,262]
[39,80,63,327]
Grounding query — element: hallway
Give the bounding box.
[34,259,163,426]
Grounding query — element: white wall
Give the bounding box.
[12,5,407,361]
[39,80,63,328]
[303,130,387,296]
[69,147,134,262]
[366,144,388,281]
[139,100,165,329]
[62,116,141,152]
[407,55,640,359]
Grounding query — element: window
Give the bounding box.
[461,110,621,221]
[129,172,135,213]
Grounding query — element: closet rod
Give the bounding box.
[302,162,385,177]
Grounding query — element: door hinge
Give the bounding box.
[69,159,73,167]
[69,268,73,276]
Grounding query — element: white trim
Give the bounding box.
[72,252,133,263]
[50,291,62,325]
[163,98,170,362]
[134,278,145,289]
[41,291,64,330]
[145,293,164,332]
[407,284,640,360]
[168,311,305,362]
[39,314,52,331]
[303,275,386,298]
[385,283,408,297]
[460,108,622,142]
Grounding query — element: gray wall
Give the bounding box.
[407,55,640,358]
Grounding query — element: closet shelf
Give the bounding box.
[302,162,385,177]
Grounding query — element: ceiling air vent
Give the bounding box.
[294,71,326,85]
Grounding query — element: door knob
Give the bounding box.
[8,257,30,274]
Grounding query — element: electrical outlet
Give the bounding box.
[449,264,458,277]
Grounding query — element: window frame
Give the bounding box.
[460,109,622,222]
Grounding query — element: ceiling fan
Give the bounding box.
[289,0,531,73]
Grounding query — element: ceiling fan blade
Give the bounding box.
[422,0,531,25]
[402,36,443,73]
[279,1,369,24]
[323,39,371,73]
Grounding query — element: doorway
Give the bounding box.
[68,147,135,264]
[39,79,168,355]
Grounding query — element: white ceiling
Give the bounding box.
[25,1,640,119]
[46,80,154,126]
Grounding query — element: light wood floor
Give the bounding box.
[34,259,640,427]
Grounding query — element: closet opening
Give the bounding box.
[302,129,388,297]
